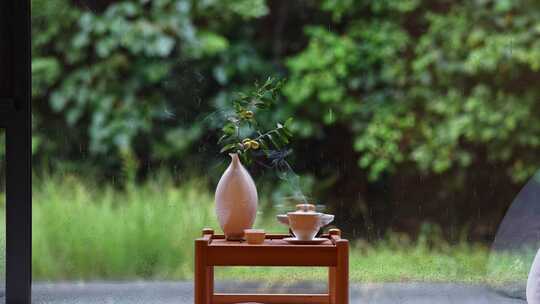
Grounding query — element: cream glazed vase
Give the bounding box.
[215,153,258,240]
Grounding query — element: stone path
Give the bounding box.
[31,281,526,304]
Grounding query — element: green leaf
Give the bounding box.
[222,123,236,135]
[217,134,228,144]
[284,117,293,128]
[220,143,237,153]
[50,93,68,112]
[281,127,292,137]
[266,134,281,149]
[259,138,270,156]
[276,128,290,143]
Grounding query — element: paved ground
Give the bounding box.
[30,281,527,304]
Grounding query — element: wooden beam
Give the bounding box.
[207,246,337,266]
[213,293,330,304]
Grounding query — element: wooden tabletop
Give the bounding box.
[201,228,342,247]
[209,238,334,247]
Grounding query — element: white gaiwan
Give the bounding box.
[277,204,334,240]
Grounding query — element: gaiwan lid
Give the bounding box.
[296,203,316,212]
[287,203,321,215]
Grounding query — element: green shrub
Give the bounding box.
[31,0,540,183]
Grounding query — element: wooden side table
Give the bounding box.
[195,228,349,304]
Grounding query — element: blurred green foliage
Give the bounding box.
[32,0,540,183]
[32,0,269,170]
[28,172,529,282]
[286,0,540,181]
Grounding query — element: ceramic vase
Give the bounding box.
[528,248,540,304]
[215,153,258,240]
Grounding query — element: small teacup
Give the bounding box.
[244,229,265,244]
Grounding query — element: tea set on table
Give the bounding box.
[243,203,334,245]
[214,152,335,244]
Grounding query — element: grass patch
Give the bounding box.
[216,239,531,285]
[21,174,533,284]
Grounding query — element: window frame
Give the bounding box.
[0,0,32,303]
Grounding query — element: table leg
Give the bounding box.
[195,239,208,304]
[207,266,214,301]
[329,267,336,304]
[335,240,349,304]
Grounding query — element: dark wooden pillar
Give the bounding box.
[0,0,32,303]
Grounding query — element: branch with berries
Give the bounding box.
[218,77,293,165]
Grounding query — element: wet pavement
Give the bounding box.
[31,281,527,304]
